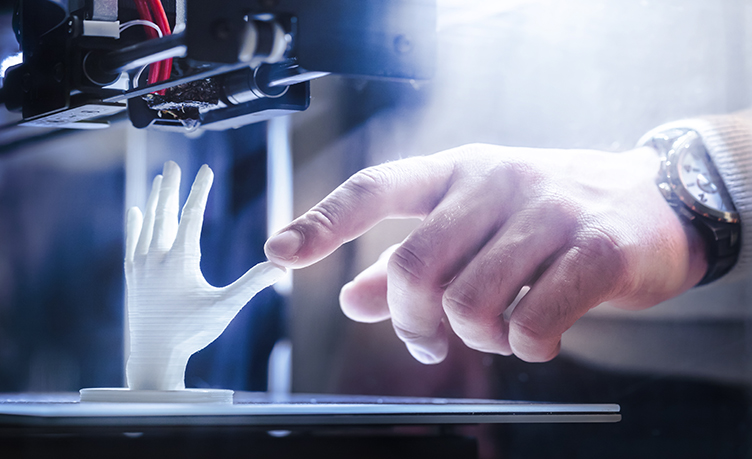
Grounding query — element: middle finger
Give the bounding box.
[441,207,573,355]
[386,182,507,364]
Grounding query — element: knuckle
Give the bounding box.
[534,196,582,232]
[181,207,203,220]
[576,227,630,286]
[453,322,498,353]
[301,165,395,238]
[509,320,560,362]
[154,207,170,219]
[491,156,542,186]
[554,202,582,227]
[442,143,485,160]
[509,312,549,346]
[392,321,430,344]
[442,281,481,320]
[343,166,392,199]
[388,243,431,286]
[305,204,341,235]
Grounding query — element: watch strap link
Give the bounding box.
[690,214,741,285]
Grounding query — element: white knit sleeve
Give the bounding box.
[639,111,752,283]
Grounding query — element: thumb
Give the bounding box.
[219,261,287,309]
[339,244,396,323]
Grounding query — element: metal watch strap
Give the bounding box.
[688,213,740,285]
[645,128,741,286]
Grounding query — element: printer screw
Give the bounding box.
[213,20,232,40]
[53,63,64,83]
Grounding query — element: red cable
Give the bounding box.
[133,0,162,87]
[147,0,173,86]
[133,0,173,93]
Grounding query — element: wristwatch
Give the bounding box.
[642,128,741,285]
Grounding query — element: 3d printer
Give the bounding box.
[0,0,435,132]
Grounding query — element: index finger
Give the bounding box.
[264,153,456,268]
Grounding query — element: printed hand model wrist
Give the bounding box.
[81,161,286,403]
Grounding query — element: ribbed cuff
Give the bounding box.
[639,111,752,283]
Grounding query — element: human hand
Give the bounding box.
[265,145,707,364]
[125,161,285,390]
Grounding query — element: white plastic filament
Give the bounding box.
[122,161,286,392]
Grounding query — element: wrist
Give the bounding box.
[126,346,191,390]
[678,216,710,290]
[642,129,741,286]
[642,144,710,289]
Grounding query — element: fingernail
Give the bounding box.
[265,229,303,262]
[406,343,441,365]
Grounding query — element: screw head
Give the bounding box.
[53,62,64,83]
[21,73,31,92]
[213,20,233,40]
[394,34,413,54]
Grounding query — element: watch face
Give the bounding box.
[668,132,739,222]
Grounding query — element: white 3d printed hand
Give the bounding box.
[124,161,285,391]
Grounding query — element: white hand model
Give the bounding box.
[124,161,285,391]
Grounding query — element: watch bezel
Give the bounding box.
[664,133,740,223]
